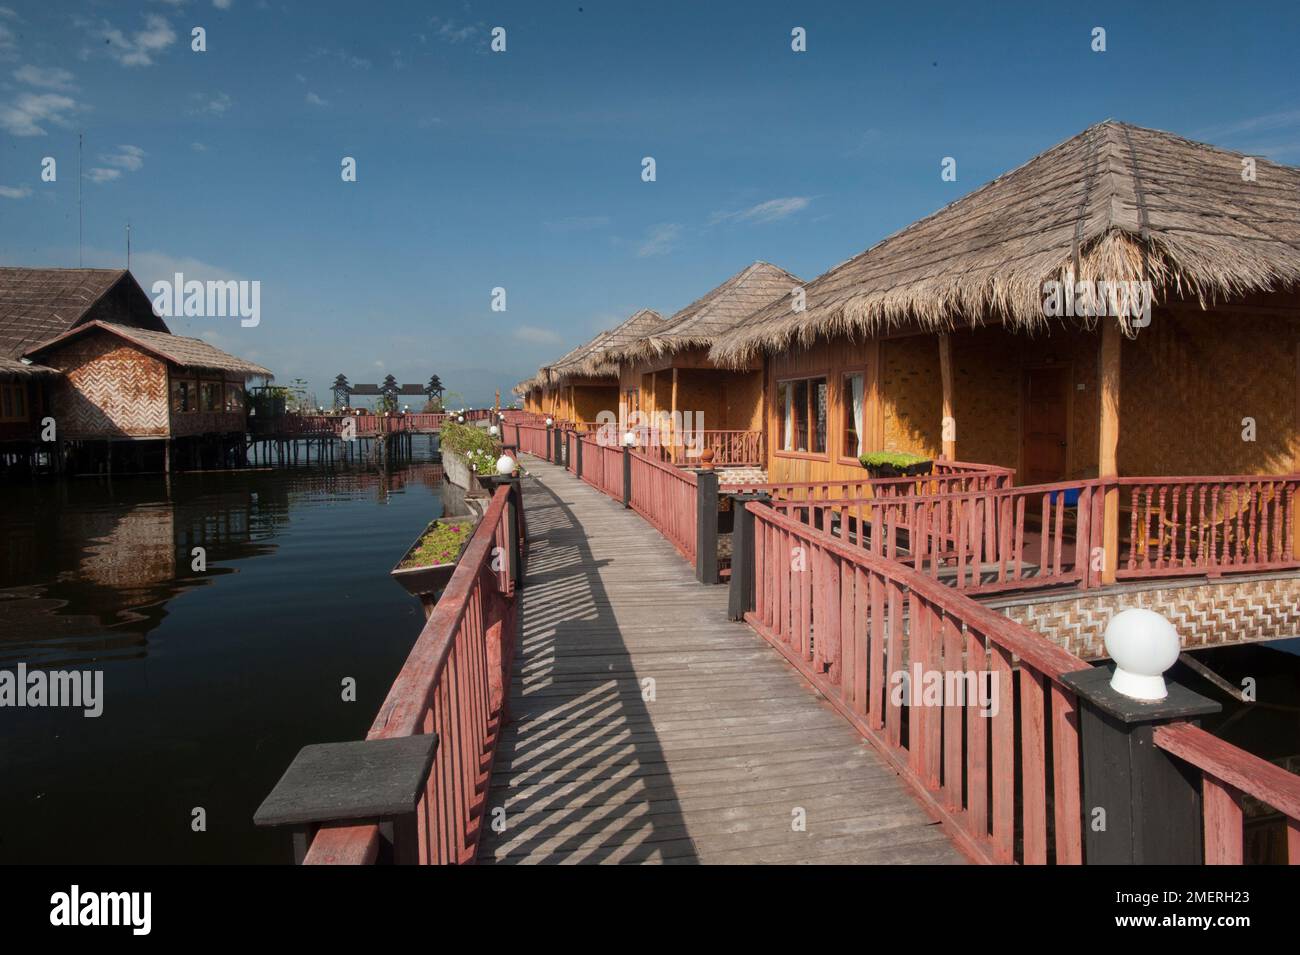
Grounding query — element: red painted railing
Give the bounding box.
[514,422,550,459]
[767,474,1300,595]
[746,501,1086,865]
[629,450,698,565]
[1117,476,1299,579]
[304,484,519,865]
[252,413,450,436]
[722,466,1013,501]
[1153,723,1300,864]
[771,481,1094,595]
[578,434,625,500]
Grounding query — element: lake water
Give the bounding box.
[0,446,445,863]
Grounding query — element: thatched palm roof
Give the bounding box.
[545,308,665,382]
[608,262,801,363]
[710,121,1300,366]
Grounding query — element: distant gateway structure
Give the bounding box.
[331,373,443,410]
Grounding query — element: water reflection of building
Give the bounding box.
[0,460,446,665]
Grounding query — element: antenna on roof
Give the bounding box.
[78,132,83,268]
[126,221,131,271]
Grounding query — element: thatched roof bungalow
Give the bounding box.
[606,262,801,465]
[708,119,1300,581]
[529,308,665,422]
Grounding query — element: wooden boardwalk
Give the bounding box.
[477,459,965,865]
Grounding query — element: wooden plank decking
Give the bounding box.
[477,458,965,865]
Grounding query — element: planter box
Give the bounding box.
[390,512,480,600]
[862,459,933,479]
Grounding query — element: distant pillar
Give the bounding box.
[1099,322,1122,584]
[694,467,719,585]
[727,492,770,620]
[939,333,956,460]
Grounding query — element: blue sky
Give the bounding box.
[2,1,1298,407]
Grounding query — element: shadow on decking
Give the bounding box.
[477,477,698,864]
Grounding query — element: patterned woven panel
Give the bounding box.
[52,336,168,437]
[997,575,1300,660]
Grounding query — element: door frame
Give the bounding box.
[1018,361,1074,484]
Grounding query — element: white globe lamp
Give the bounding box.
[489,424,499,437]
[495,454,516,476]
[1104,608,1180,701]
[622,430,636,447]
[545,417,554,427]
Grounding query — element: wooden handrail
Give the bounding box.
[746,499,1087,864]
[304,483,519,865]
[1154,722,1300,865]
[1154,723,1300,821]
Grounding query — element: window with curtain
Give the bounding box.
[777,376,828,453]
[842,372,865,457]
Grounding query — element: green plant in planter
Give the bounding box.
[401,520,476,569]
[859,451,933,477]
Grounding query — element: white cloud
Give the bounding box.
[710,196,812,225]
[101,144,145,171]
[430,17,482,44]
[191,141,208,152]
[1196,110,1300,140]
[305,91,328,107]
[637,223,681,258]
[190,91,232,115]
[0,184,31,199]
[0,23,14,63]
[0,91,79,136]
[513,325,564,345]
[14,65,77,91]
[213,0,233,9]
[96,14,177,67]
[85,168,121,184]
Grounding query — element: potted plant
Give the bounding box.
[858,451,933,479]
[390,514,480,599]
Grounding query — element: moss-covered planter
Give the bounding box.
[390,513,480,599]
[859,451,933,479]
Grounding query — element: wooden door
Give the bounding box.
[1021,366,1069,484]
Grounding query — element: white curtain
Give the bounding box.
[850,374,865,456]
[783,385,793,450]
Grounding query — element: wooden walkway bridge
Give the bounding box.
[476,459,963,864]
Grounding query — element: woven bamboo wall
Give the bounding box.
[994,574,1300,660]
[46,334,169,438]
[880,335,942,458]
[1120,311,1298,475]
[951,323,1100,476]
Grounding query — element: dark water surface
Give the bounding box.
[0,451,445,863]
